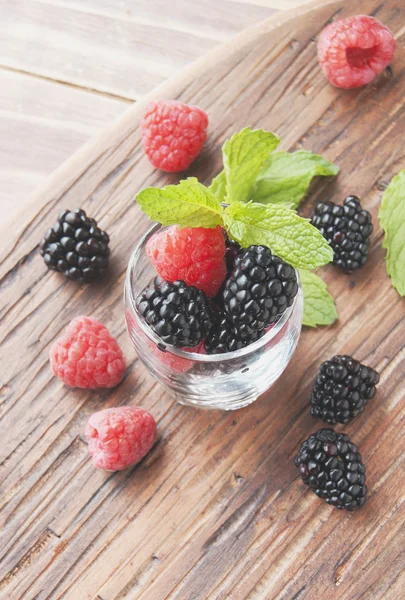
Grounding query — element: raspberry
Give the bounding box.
[146,226,226,298]
[50,316,126,389]
[294,428,367,511]
[142,100,208,172]
[310,355,380,424]
[317,15,396,88]
[311,195,372,271]
[136,278,214,348]
[40,209,110,283]
[85,406,156,471]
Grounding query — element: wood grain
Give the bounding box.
[0,0,275,99]
[0,68,127,221]
[1,1,405,599]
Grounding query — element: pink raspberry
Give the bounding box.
[85,406,156,470]
[50,316,126,389]
[317,15,396,88]
[142,100,208,172]
[146,225,226,298]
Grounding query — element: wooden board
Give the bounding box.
[1,0,405,598]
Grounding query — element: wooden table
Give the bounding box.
[1,0,405,599]
[0,0,313,226]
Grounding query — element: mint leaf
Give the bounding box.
[253,151,339,208]
[209,170,227,203]
[299,269,338,327]
[136,177,223,229]
[379,171,405,296]
[223,202,333,269]
[223,128,280,204]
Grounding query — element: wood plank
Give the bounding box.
[0,0,233,99]
[42,0,276,39]
[1,1,404,598]
[0,68,127,226]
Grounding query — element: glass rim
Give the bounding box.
[125,223,300,363]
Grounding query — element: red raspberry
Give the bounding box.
[85,406,156,470]
[146,225,226,298]
[317,15,396,88]
[142,100,208,172]
[50,316,126,389]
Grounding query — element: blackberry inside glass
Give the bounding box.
[204,314,263,354]
[137,278,214,348]
[223,245,299,336]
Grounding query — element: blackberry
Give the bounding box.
[294,428,367,511]
[311,195,372,271]
[137,278,214,348]
[225,239,241,274]
[213,238,242,309]
[223,246,298,336]
[40,209,110,283]
[204,313,263,355]
[311,355,380,424]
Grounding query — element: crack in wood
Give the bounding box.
[0,64,134,103]
[0,528,59,590]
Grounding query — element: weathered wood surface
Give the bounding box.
[1,1,405,598]
[0,0,282,225]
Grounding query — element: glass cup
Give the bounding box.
[125,224,303,410]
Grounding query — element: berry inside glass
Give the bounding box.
[125,224,303,410]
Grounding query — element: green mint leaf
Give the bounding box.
[136,177,224,229]
[253,151,339,208]
[223,201,333,269]
[299,269,338,327]
[209,170,227,203]
[223,128,280,204]
[379,170,405,296]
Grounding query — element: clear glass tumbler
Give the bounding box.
[125,224,303,410]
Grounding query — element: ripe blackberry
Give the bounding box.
[40,209,110,283]
[311,355,380,424]
[223,246,298,336]
[204,313,263,355]
[311,196,372,271]
[225,239,241,274]
[136,278,214,348]
[294,428,367,511]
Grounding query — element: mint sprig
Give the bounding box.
[222,128,280,204]
[223,202,333,269]
[379,171,405,296]
[253,151,340,209]
[209,170,227,202]
[136,178,332,270]
[299,269,338,327]
[136,177,223,229]
[136,128,337,303]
